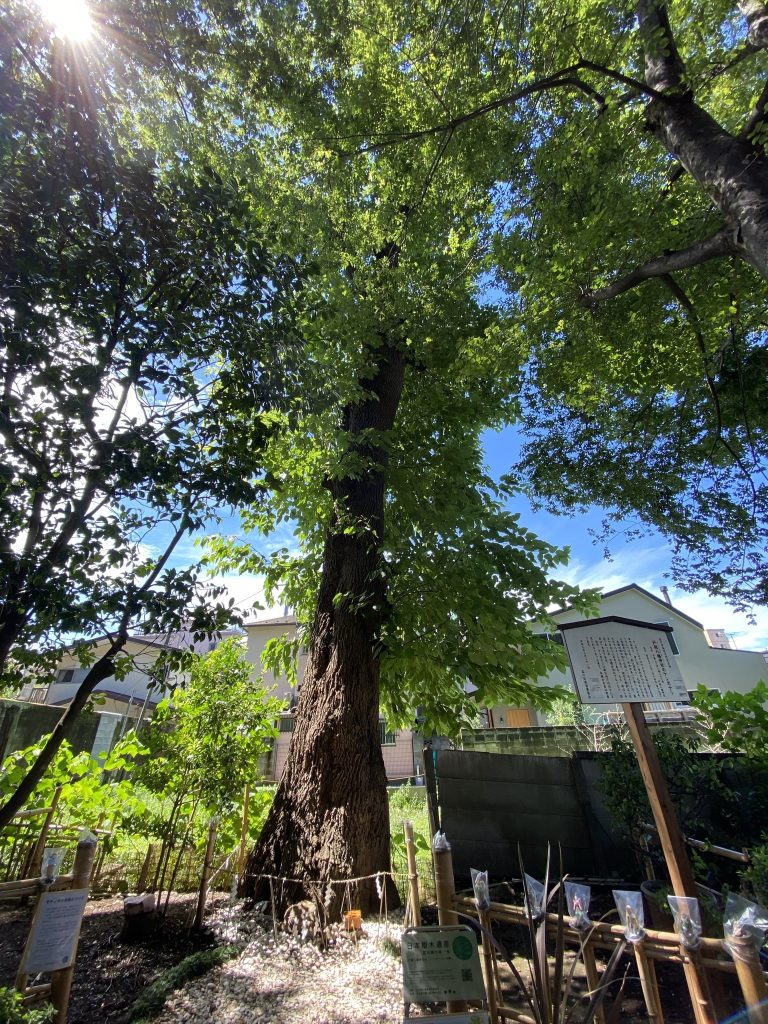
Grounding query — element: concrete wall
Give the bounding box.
[0,699,121,763]
[432,748,635,882]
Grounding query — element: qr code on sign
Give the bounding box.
[461,969,473,982]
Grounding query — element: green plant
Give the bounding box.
[0,732,148,859]
[692,683,768,761]
[132,640,283,901]
[742,836,768,905]
[464,850,628,1024]
[0,987,54,1024]
[127,945,238,1024]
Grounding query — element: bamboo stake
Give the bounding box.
[680,947,716,1024]
[479,906,499,1024]
[28,786,63,879]
[49,836,97,1024]
[238,784,250,879]
[193,818,218,930]
[403,821,421,927]
[634,939,664,1024]
[432,839,468,1014]
[581,940,606,1024]
[137,843,156,892]
[726,934,768,1024]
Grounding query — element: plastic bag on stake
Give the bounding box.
[565,881,591,931]
[471,868,490,911]
[723,893,768,959]
[613,890,645,943]
[668,895,702,950]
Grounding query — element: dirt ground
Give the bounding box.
[0,892,225,1024]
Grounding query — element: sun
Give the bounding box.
[37,0,93,42]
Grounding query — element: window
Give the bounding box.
[379,721,397,746]
[278,716,295,733]
[55,669,74,684]
[545,632,564,646]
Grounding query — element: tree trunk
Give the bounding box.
[638,0,768,280]
[243,339,406,918]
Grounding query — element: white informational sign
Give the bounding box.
[22,888,89,974]
[401,925,486,1004]
[560,617,689,705]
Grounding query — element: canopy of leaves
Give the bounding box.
[0,4,302,687]
[161,0,602,731]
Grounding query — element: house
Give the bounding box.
[243,614,417,782]
[489,583,768,728]
[17,628,241,722]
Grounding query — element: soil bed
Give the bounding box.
[0,892,225,1024]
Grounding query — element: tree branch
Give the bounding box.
[636,0,689,95]
[578,227,740,305]
[354,62,656,154]
[739,0,768,50]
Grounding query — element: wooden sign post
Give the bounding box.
[559,616,715,1024]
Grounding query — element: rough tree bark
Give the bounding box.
[638,0,768,278]
[243,336,406,917]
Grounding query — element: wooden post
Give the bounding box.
[193,818,217,931]
[137,843,156,892]
[726,934,768,1024]
[622,702,697,899]
[403,821,421,927]
[432,838,468,1014]
[478,906,499,1024]
[623,703,718,1024]
[238,784,250,879]
[49,835,98,1024]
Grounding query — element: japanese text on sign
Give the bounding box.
[22,888,89,974]
[401,925,486,1004]
[560,618,689,705]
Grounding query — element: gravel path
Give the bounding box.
[157,908,405,1024]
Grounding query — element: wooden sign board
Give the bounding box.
[401,925,486,1004]
[559,616,689,705]
[21,888,89,974]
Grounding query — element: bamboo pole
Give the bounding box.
[137,843,157,892]
[581,941,606,1024]
[193,818,218,930]
[27,786,63,878]
[726,934,768,1024]
[49,835,98,1024]
[634,940,664,1024]
[478,906,498,1024]
[680,946,716,1024]
[432,838,468,1014]
[403,821,421,927]
[238,784,250,880]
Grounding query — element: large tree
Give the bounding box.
[161,0,598,913]
[0,4,299,825]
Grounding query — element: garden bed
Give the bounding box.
[0,892,226,1024]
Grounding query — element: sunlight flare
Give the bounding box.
[37,0,93,41]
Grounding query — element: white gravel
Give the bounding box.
[156,902,406,1024]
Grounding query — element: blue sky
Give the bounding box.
[182,423,768,652]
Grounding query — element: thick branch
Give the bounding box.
[739,0,768,50]
[579,228,740,305]
[355,62,655,154]
[636,0,689,95]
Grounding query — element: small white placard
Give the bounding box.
[401,925,486,1004]
[560,617,689,705]
[403,1015,490,1023]
[22,888,89,974]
